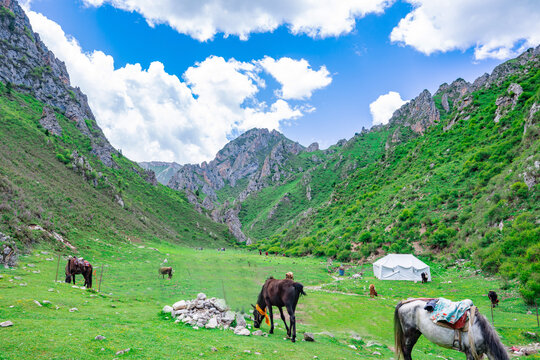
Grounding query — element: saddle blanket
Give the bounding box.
[430,298,473,325]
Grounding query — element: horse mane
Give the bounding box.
[394,301,405,360]
[474,309,509,360]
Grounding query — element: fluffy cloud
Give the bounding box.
[369,91,407,126]
[258,56,332,100]
[81,0,393,41]
[26,11,327,164]
[390,0,540,60]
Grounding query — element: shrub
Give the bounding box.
[510,181,528,198]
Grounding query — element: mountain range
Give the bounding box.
[0,0,538,302]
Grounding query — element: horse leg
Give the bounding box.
[402,328,421,360]
[265,300,274,334]
[278,307,290,337]
[73,274,76,285]
[285,304,297,343]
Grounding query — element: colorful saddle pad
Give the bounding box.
[430,298,473,325]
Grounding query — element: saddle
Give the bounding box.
[424,298,478,356]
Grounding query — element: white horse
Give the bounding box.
[394,299,509,360]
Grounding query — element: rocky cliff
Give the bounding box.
[0,0,116,166]
[167,128,309,242]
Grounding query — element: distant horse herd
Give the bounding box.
[63,255,509,356]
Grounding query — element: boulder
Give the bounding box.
[235,313,247,328]
[252,330,263,336]
[95,335,106,340]
[0,321,13,327]
[197,293,207,300]
[205,317,218,329]
[222,311,235,325]
[304,332,315,342]
[172,300,187,310]
[162,305,173,313]
[234,327,250,336]
[213,298,228,312]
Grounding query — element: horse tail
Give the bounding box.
[394,301,404,360]
[474,309,510,360]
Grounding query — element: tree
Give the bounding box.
[6,81,12,95]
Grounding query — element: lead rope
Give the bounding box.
[468,306,481,360]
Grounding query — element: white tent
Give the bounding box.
[373,254,431,281]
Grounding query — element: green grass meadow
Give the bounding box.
[1,242,538,359]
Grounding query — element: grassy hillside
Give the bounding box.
[1,242,537,359]
[0,81,231,253]
[247,56,539,303]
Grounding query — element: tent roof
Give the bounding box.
[373,254,429,269]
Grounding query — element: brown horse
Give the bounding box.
[65,257,93,288]
[370,284,378,297]
[252,277,306,342]
[159,267,173,279]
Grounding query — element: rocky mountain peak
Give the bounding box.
[388,89,439,135]
[0,0,116,166]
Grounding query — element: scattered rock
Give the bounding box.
[234,327,250,336]
[95,335,106,340]
[69,308,78,312]
[27,264,36,268]
[348,345,357,350]
[197,293,207,301]
[162,305,173,313]
[244,350,251,354]
[366,340,382,347]
[252,330,263,336]
[116,348,130,355]
[304,332,315,342]
[1,321,14,327]
[211,347,217,352]
[173,300,187,310]
[372,351,381,355]
[33,300,42,307]
[318,331,334,338]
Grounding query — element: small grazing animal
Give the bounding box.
[159,267,173,279]
[421,272,428,283]
[488,291,499,308]
[369,284,378,298]
[285,272,294,280]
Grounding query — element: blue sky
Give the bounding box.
[24,0,540,163]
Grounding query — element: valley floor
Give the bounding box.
[0,242,538,359]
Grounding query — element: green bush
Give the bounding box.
[510,181,528,198]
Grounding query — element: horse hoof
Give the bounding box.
[291,338,296,343]
[269,330,274,334]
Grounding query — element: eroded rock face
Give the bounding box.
[494,83,523,123]
[0,0,117,166]
[39,107,62,136]
[388,90,439,135]
[167,128,306,242]
[0,232,18,267]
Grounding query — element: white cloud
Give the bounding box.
[26,10,329,164]
[258,56,332,100]
[369,91,407,126]
[390,0,540,60]
[81,0,394,41]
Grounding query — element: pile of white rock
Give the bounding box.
[163,293,252,336]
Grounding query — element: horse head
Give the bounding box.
[251,304,263,328]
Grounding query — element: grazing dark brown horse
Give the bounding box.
[252,277,306,342]
[488,291,499,308]
[65,257,93,288]
[421,272,429,283]
[159,267,173,279]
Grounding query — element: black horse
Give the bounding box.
[488,291,499,308]
[252,277,306,342]
[65,257,93,288]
